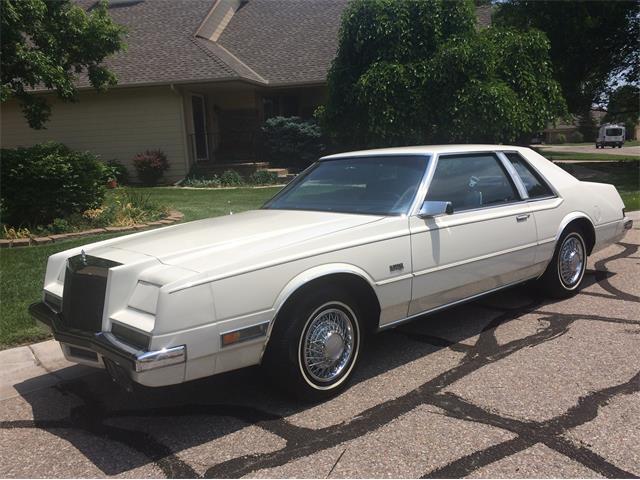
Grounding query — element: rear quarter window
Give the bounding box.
[505,152,554,199]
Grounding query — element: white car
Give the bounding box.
[31,145,632,400]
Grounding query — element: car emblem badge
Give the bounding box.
[81,249,87,265]
[389,263,404,273]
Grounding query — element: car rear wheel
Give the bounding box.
[538,226,587,298]
[263,286,363,401]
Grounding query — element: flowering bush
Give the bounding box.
[132,150,169,186]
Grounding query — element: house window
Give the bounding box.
[263,95,299,119]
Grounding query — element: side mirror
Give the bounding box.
[417,200,453,218]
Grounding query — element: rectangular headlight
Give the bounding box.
[44,292,62,313]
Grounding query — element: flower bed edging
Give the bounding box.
[0,210,184,249]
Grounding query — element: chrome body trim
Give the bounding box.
[134,344,186,372]
[378,276,538,331]
[497,151,529,199]
[408,154,438,216]
[501,149,561,198]
[412,241,539,278]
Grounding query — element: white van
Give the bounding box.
[596,124,625,148]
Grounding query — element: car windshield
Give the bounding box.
[264,155,429,215]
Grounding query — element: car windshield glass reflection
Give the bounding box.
[264,155,429,215]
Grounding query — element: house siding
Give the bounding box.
[1,86,188,182]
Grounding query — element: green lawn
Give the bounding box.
[0,186,280,349]
[540,151,639,162]
[545,140,640,147]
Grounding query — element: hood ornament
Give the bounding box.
[80,249,87,265]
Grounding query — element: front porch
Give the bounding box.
[178,81,326,170]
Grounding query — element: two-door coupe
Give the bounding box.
[30,145,632,400]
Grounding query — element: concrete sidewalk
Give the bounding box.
[0,339,93,401]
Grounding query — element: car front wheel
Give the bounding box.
[264,286,363,401]
[538,227,587,298]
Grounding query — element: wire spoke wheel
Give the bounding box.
[558,234,585,288]
[301,306,356,384]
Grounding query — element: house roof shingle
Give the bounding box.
[75,0,492,89]
[75,0,240,88]
[217,0,348,86]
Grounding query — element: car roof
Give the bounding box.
[320,144,529,160]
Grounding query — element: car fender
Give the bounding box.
[260,263,378,357]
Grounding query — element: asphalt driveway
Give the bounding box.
[1,221,638,478]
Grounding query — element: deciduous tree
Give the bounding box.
[321,0,566,148]
[603,85,640,139]
[0,0,125,129]
[493,0,639,115]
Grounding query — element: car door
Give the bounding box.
[407,151,539,316]
[501,150,562,275]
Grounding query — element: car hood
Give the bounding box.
[92,209,384,273]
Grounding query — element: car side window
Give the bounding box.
[504,152,554,199]
[425,153,519,212]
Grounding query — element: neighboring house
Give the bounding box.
[543,109,608,144]
[1,0,493,182]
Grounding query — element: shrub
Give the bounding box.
[568,131,584,143]
[220,169,244,187]
[106,159,130,184]
[132,150,169,186]
[554,133,567,144]
[261,116,324,170]
[0,142,106,226]
[249,170,279,185]
[49,217,72,234]
[181,176,222,188]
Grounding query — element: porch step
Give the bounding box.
[262,167,290,179]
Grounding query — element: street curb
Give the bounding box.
[0,210,184,249]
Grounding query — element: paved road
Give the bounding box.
[537,144,640,157]
[1,225,639,478]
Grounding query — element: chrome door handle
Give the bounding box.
[516,214,530,222]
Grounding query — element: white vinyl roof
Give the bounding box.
[320,144,529,160]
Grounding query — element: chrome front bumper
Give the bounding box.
[29,301,185,377]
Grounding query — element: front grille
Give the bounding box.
[61,254,121,332]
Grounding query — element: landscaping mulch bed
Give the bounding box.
[0,210,184,248]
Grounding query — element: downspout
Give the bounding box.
[171,83,191,185]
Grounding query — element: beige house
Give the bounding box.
[1,0,345,181]
[1,0,492,182]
